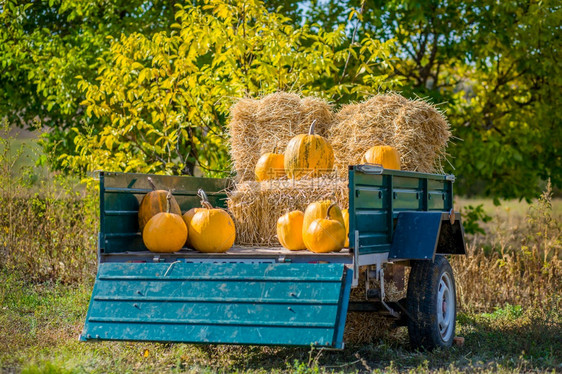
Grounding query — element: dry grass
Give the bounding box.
[227,177,348,245]
[229,93,334,182]
[329,93,450,177]
[453,243,561,311]
[0,133,97,283]
[0,185,97,284]
[453,185,561,312]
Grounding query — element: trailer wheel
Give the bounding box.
[407,256,456,350]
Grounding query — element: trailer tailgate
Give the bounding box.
[81,262,352,348]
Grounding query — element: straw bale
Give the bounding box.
[228,93,334,182]
[229,98,261,181]
[301,96,334,133]
[227,177,347,246]
[393,98,451,172]
[329,93,450,177]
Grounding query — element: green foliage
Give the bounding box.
[1,0,560,199]
[306,0,562,200]
[461,204,493,235]
[287,359,320,374]
[447,0,562,199]
[62,0,397,176]
[0,0,176,169]
[482,304,523,320]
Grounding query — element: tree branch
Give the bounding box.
[339,1,365,84]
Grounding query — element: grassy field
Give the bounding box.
[0,270,560,373]
[0,137,560,373]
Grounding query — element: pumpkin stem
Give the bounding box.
[197,188,213,209]
[147,177,157,191]
[308,119,317,135]
[165,191,172,213]
[273,142,283,154]
[326,202,337,220]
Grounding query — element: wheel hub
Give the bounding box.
[437,272,454,341]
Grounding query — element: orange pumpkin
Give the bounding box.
[277,210,306,250]
[138,177,181,232]
[361,145,401,170]
[302,200,345,250]
[182,207,204,247]
[255,150,285,181]
[303,203,346,253]
[143,192,187,253]
[188,189,236,253]
[284,120,334,179]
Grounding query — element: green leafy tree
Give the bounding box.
[64,0,397,176]
[305,0,562,200]
[447,1,562,200]
[2,0,560,200]
[0,0,176,168]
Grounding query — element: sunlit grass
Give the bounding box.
[456,196,562,219]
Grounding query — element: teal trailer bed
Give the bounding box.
[81,166,465,350]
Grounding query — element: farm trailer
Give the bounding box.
[81,165,466,350]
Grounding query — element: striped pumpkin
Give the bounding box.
[284,121,334,179]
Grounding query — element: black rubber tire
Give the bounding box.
[407,256,457,350]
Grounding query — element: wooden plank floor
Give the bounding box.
[101,246,352,263]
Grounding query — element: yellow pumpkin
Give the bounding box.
[361,145,401,170]
[142,192,187,253]
[342,208,350,247]
[304,204,346,253]
[188,189,236,253]
[284,120,334,179]
[138,177,181,232]
[182,207,203,247]
[255,151,285,181]
[302,200,345,250]
[277,210,306,250]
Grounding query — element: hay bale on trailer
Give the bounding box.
[227,92,452,246]
[227,177,348,246]
[228,93,334,182]
[229,98,261,182]
[329,93,451,177]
